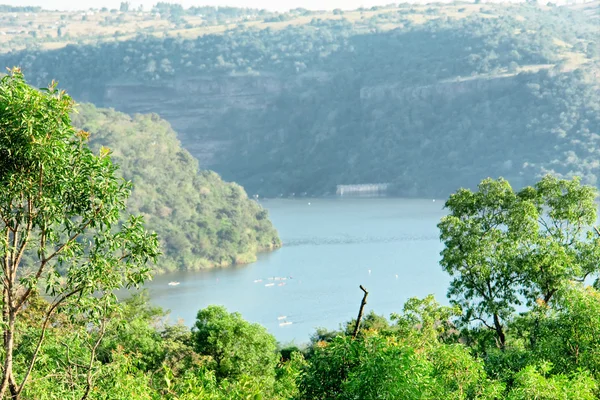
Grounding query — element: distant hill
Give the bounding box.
[72,104,280,272]
[2,2,599,198]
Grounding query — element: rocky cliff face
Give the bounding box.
[360,74,520,104]
[76,75,287,166]
[74,72,517,171]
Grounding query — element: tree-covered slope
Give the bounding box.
[71,104,280,272]
[225,66,600,198]
[2,3,599,198]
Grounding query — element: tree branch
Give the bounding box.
[81,319,107,400]
[471,316,495,330]
[17,286,84,395]
[352,285,369,339]
[12,198,34,286]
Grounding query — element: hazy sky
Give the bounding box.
[4,0,396,12]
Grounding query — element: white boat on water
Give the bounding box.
[279,321,293,327]
[253,279,263,283]
[168,281,180,286]
[265,283,275,287]
[277,316,287,320]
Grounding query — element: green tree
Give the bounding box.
[343,310,390,338]
[299,334,432,400]
[429,344,505,400]
[192,305,279,383]
[391,295,461,347]
[526,284,600,376]
[438,178,534,349]
[517,176,600,304]
[0,69,159,398]
[438,176,600,350]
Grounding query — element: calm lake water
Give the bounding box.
[143,198,451,344]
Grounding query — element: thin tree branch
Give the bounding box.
[12,198,34,287]
[62,342,87,369]
[40,220,92,265]
[16,287,84,395]
[81,319,107,400]
[471,316,495,330]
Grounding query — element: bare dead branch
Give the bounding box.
[352,285,369,339]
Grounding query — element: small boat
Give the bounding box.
[253,279,263,283]
[279,321,293,327]
[277,316,287,320]
[168,282,180,286]
[278,282,286,287]
[265,283,275,287]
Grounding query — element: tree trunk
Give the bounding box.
[543,288,557,304]
[493,313,506,350]
[352,285,369,339]
[0,309,16,399]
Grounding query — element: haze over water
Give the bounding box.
[144,198,450,344]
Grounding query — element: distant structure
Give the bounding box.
[336,183,389,196]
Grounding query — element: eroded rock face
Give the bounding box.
[64,75,279,166]
[78,71,514,170]
[360,74,519,104]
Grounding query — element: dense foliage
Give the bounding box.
[1,3,598,197]
[439,175,600,349]
[4,172,599,399]
[0,69,159,399]
[71,104,280,272]
[22,272,600,399]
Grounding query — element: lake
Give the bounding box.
[143,198,451,344]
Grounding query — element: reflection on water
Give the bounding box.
[142,198,450,344]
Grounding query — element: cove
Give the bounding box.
[143,198,451,344]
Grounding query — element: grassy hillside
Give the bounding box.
[2,2,599,197]
[72,104,280,272]
[0,2,565,53]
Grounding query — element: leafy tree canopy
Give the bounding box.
[439,175,600,349]
[0,69,159,398]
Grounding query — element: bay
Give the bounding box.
[143,198,451,344]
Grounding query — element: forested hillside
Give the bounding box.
[72,104,280,272]
[1,2,598,197]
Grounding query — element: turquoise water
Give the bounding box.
[143,198,450,344]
